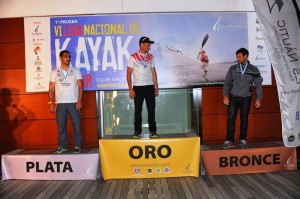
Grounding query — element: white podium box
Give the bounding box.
[1,149,99,181]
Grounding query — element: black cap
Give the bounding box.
[139,36,154,44]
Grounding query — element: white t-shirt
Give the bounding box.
[50,66,82,104]
[127,52,155,86]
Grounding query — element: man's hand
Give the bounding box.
[49,103,55,113]
[223,96,229,106]
[155,88,159,97]
[254,99,261,109]
[129,89,135,98]
[76,100,82,110]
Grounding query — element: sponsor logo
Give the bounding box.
[219,154,281,167]
[34,74,43,80]
[213,17,244,32]
[147,168,153,174]
[288,135,295,142]
[32,22,43,36]
[156,168,161,173]
[183,162,194,174]
[36,66,42,72]
[296,111,299,120]
[255,55,266,61]
[164,168,170,173]
[26,161,73,173]
[134,168,140,174]
[266,0,284,14]
[257,45,264,52]
[34,46,41,55]
[284,156,295,168]
[255,36,264,40]
[298,132,300,140]
[256,18,259,24]
[256,27,261,33]
[34,82,45,89]
[129,145,172,159]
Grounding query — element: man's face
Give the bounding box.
[140,43,151,53]
[60,53,71,66]
[236,53,248,64]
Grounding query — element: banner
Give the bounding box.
[99,137,200,180]
[24,17,51,92]
[202,146,297,175]
[1,149,99,180]
[252,0,300,147]
[24,12,272,92]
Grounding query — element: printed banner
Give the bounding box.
[252,0,300,147]
[24,12,272,92]
[1,149,99,180]
[99,137,200,180]
[202,146,297,175]
[24,17,51,92]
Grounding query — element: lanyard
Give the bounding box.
[239,63,248,75]
[61,67,69,80]
[139,53,148,68]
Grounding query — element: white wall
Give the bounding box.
[0,0,255,18]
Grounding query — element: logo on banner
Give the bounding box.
[288,135,295,142]
[156,168,161,173]
[213,17,244,32]
[255,55,266,61]
[134,168,140,174]
[266,0,284,14]
[296,111,299,120]
[284,156,295,168]
[32,22,43,36]
[164,168,170,173]
[147,169,153,174]
[257,45,264,52]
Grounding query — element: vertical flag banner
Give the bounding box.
[252,0,300,147]
[24,17,51,92]
[24,12,272,92]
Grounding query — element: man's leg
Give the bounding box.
[226,97,240,142]
[133,86,145,135]
[56,103,68,149]
[145,85,157,133]
[68,103,82,148]
[239,97,251,140]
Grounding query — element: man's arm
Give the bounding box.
[222,67,233,105]
[76,79,83,110]
[127,67,135,98]
[253,72,263,108]
[151,67,159,96]
[49,82,55,112]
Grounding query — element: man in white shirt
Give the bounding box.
[127,37,159,138]
[49,50,83,153]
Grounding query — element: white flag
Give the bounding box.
[252,0,300,147]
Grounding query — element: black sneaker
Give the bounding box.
[150,131,159,138]
[222,141,235,149]
[73,147,81,154]
[54,147,68,154]
[132,133,140,139]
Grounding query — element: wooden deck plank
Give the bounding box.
[90,179,105,199]
[0,180,22,194]
[99,179,112,199]
[173,177,187,199]
[155,178,163,199]
[179,177,194,199]
[268,172,300,197]
[196,177,216,199]
[213,175,239,199]
[237,174,266,199]
[105,179,118,199]
[202,176,224,199]
[119,179,130,199]
[76,180,94,199]
[166,177,179,199]
[51,180,76,199]
[148,178,156,199]
[141,179,149,199]
[127,179,137,199]
[34,181,58,199]
[189,177,209,199]
[226,175,252,198]
[69,180,89,198]
[209,176,232,199]
[113,179,124,199]
[161,178,171,199]
[62,180,83,199]
[20,180,52,199]
[243,174,279,199]
[82,180,99,199]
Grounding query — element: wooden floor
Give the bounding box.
[1,170,300,199]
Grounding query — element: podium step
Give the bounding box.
[1,149,99,181]
[201,141,297,175]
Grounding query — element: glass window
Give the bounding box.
[97,88,200,137]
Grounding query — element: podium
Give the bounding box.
[99,134,200,180]
[1,148,99,181]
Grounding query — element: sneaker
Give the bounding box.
[150,131,159,138]
[73,147,81,153]
[54,147,68,154]
[239,140,248,148]
[132,133,140,139]
[222,141,235,149]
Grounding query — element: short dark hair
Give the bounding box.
[236,48,249,57]
[59,50,70,57]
